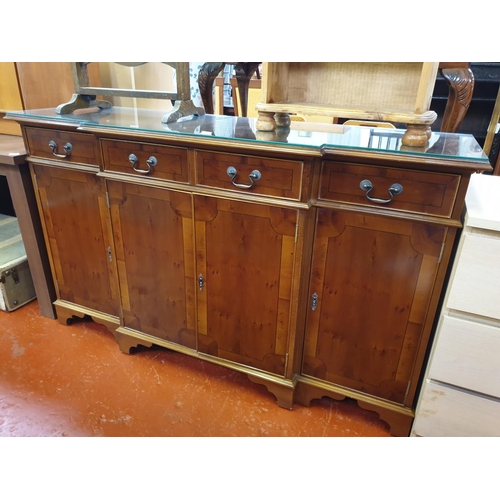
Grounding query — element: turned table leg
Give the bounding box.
[256,111,277,131]
[402,124,432,147]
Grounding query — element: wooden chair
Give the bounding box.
[483,86,500,175]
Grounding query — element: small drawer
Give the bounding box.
[430,315,500,399]
[196,150,303,200]
[413,381,500,437]
[24,127,99,166]
[320,161,460,217]
[101,139,189,184]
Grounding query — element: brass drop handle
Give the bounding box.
[49,140,72,158]
[129,154,157,174]
[226,166,262,189]
[359,179,403,204]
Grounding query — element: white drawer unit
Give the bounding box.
[412,173,500,437]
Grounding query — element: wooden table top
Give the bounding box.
[0,134,27,165]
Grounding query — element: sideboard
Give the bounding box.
[5,108,491,436]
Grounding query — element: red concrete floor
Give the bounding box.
[0,300,391,437]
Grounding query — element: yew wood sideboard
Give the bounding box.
[5,108,491,436]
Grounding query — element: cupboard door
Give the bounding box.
[303,209,447,405]
[195,196,297,376]
[33,165,119,316]
[107,181,196,347]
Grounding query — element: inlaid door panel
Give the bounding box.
[195,196,297,376]
[107,181,195,347]
[303,209,447,405]
[32,164,119,316]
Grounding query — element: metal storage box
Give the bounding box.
[0,213,36,312]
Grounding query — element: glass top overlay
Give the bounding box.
[6,107,490,163]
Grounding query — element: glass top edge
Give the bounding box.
[5,107,490,163]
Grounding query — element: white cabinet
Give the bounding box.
[412,173,500,437]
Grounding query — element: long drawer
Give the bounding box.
[430,315,500,399]
[447,233,500,321]
[320,161,460,217]
[195,150,304,201]
[413,381,500,437]
[101,139,189,184]
[24,127,99,166]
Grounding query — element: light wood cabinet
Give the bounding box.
[412,174,500,436]
[8,108,490,435]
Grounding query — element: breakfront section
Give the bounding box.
[295,157,467,436]
[98,131,313,408]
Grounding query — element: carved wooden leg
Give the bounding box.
[247,374,294,410]
[234,62,261,117]
[197,62,225,114]
[110,330,153,354]
[294,381,346,407]
[256,111,277,131]
[441,67,475,133]
[357,400,413,437]
[402,124,432,147]
[54,303,85,326]
[56,93,112,115]
[161,100,206,124]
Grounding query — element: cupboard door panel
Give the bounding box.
[107,181,195,347]
[195,197,296,375]
[33,164,119,316]
[303,209,446,405]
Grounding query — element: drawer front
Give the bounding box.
[447,233,500,320]
[24,127,99,166]
[320,161,460,217]
[413,381,500,437]
[430,315,500,398]
[196,150,303,200]
[101,139,189,184]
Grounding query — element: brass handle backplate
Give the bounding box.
[49,140,72,158]
[129,154,157,174]
[226,166,261,189]
[359,179,403,204]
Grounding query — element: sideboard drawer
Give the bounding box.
[101,139,189,184]
[195,150,304,200]
[429,315,500,399]
[320,161,460,217]
[412,381,500,437]
[24,127,99,166]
